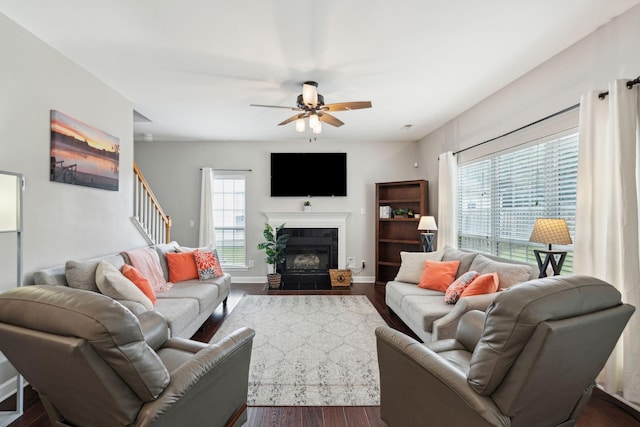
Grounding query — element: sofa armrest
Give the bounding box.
[431,293,498,340]
[375,326,509,427]
[134,327,255,427]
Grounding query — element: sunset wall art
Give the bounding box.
[50,110,119,191]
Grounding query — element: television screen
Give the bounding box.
[270,152,347,197]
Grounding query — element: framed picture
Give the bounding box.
[50,110,119,191]
[379,206,391,218]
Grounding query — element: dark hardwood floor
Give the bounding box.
[4,283,640,426]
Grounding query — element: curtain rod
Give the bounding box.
[598,76,640,100]
[199,168,252,172]
[454,103,580,156]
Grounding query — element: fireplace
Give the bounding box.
[263,211,350,290]
[277,228,338,289]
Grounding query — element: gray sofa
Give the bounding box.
[32,241,231,339]
[386,246,539,342]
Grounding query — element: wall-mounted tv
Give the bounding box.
[271,152,347,197]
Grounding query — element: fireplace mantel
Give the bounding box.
[263,212,350,269]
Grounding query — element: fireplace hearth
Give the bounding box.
[277,227,338,290]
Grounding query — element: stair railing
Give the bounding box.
[133,162,171,244]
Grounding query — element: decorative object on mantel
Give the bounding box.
[50,110,120,191]
[303,200,312,212]
[417,216,438,252]
[257,223,290,289]
[0,170,24,424]
[529,218,572,277]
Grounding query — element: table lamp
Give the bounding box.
[528,218,572,277]
[417,216,437,252]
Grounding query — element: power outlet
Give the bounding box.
[347,257,356,268]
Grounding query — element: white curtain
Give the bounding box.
[198,167,216,247]
[437,151,458,249]
[574,79,640,404]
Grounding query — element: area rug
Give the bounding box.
[210,295,387,406]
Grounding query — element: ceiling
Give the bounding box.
[2,0,639,142]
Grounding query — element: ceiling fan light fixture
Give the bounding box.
[295,118,306,132]
[302,82,318,107]
[309,113,320,130]
[312,122,322,134]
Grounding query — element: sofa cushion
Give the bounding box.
[153,297,200,338]
[442,246,478,278]
[418,259,460,292]
[65,260,100,292]
[469,254,532,289]
[156,280,219,313]
[193,248,224,280]
[121,264,156,304]
[386,280,444,313]
[461,272,499,297]
[400,295,455,332]
[395,250,444,284]
[445,271,479,304]
[151,241,180,282]
[166,251,199,282]
[95,261,153,311]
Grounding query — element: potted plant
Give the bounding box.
[303,200,312,212]
[257,223,290,289]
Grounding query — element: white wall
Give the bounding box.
[134,139,423,281]
[0,11,146,392]
[418,4,640,220]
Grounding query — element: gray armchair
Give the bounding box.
[376,275,635,427]
[0,285,254,427]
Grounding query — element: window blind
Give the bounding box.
[213,175,246,267]
[457,130,578,271]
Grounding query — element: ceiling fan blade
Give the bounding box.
[250,104,302,111]
[318,112,345,127]
[302,81,318,108]
[322,101,372,112]
[278,114,304,126]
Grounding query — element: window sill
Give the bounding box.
[221,265,249,272]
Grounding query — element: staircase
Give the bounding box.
[133,162,171,244]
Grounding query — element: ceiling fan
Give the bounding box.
[250,81,372,134]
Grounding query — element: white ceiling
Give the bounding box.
[2,0,639,142]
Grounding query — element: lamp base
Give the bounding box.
[534,250,567,277]
[421,233,435,252]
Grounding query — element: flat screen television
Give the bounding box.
[271,152,347,197]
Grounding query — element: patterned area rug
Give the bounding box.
[210,295,387,406]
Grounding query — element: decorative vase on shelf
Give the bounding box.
[303,201,312,212]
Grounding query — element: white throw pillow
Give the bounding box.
[95,261,153,311]
[394,250,444,284]
[468,254,532,289]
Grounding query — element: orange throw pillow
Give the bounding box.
[461,272,499,297]
[166,251,199,282]
[121,264,156,304]
[418,259,461,292]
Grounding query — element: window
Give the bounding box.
[213,175,246,267]
[457,131,578,272]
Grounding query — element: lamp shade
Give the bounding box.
[0,173,20,232]
[417,216,437,231]
[529,218,572,245]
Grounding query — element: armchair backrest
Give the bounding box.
[0,286,170,427]
[468,275,634,426]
